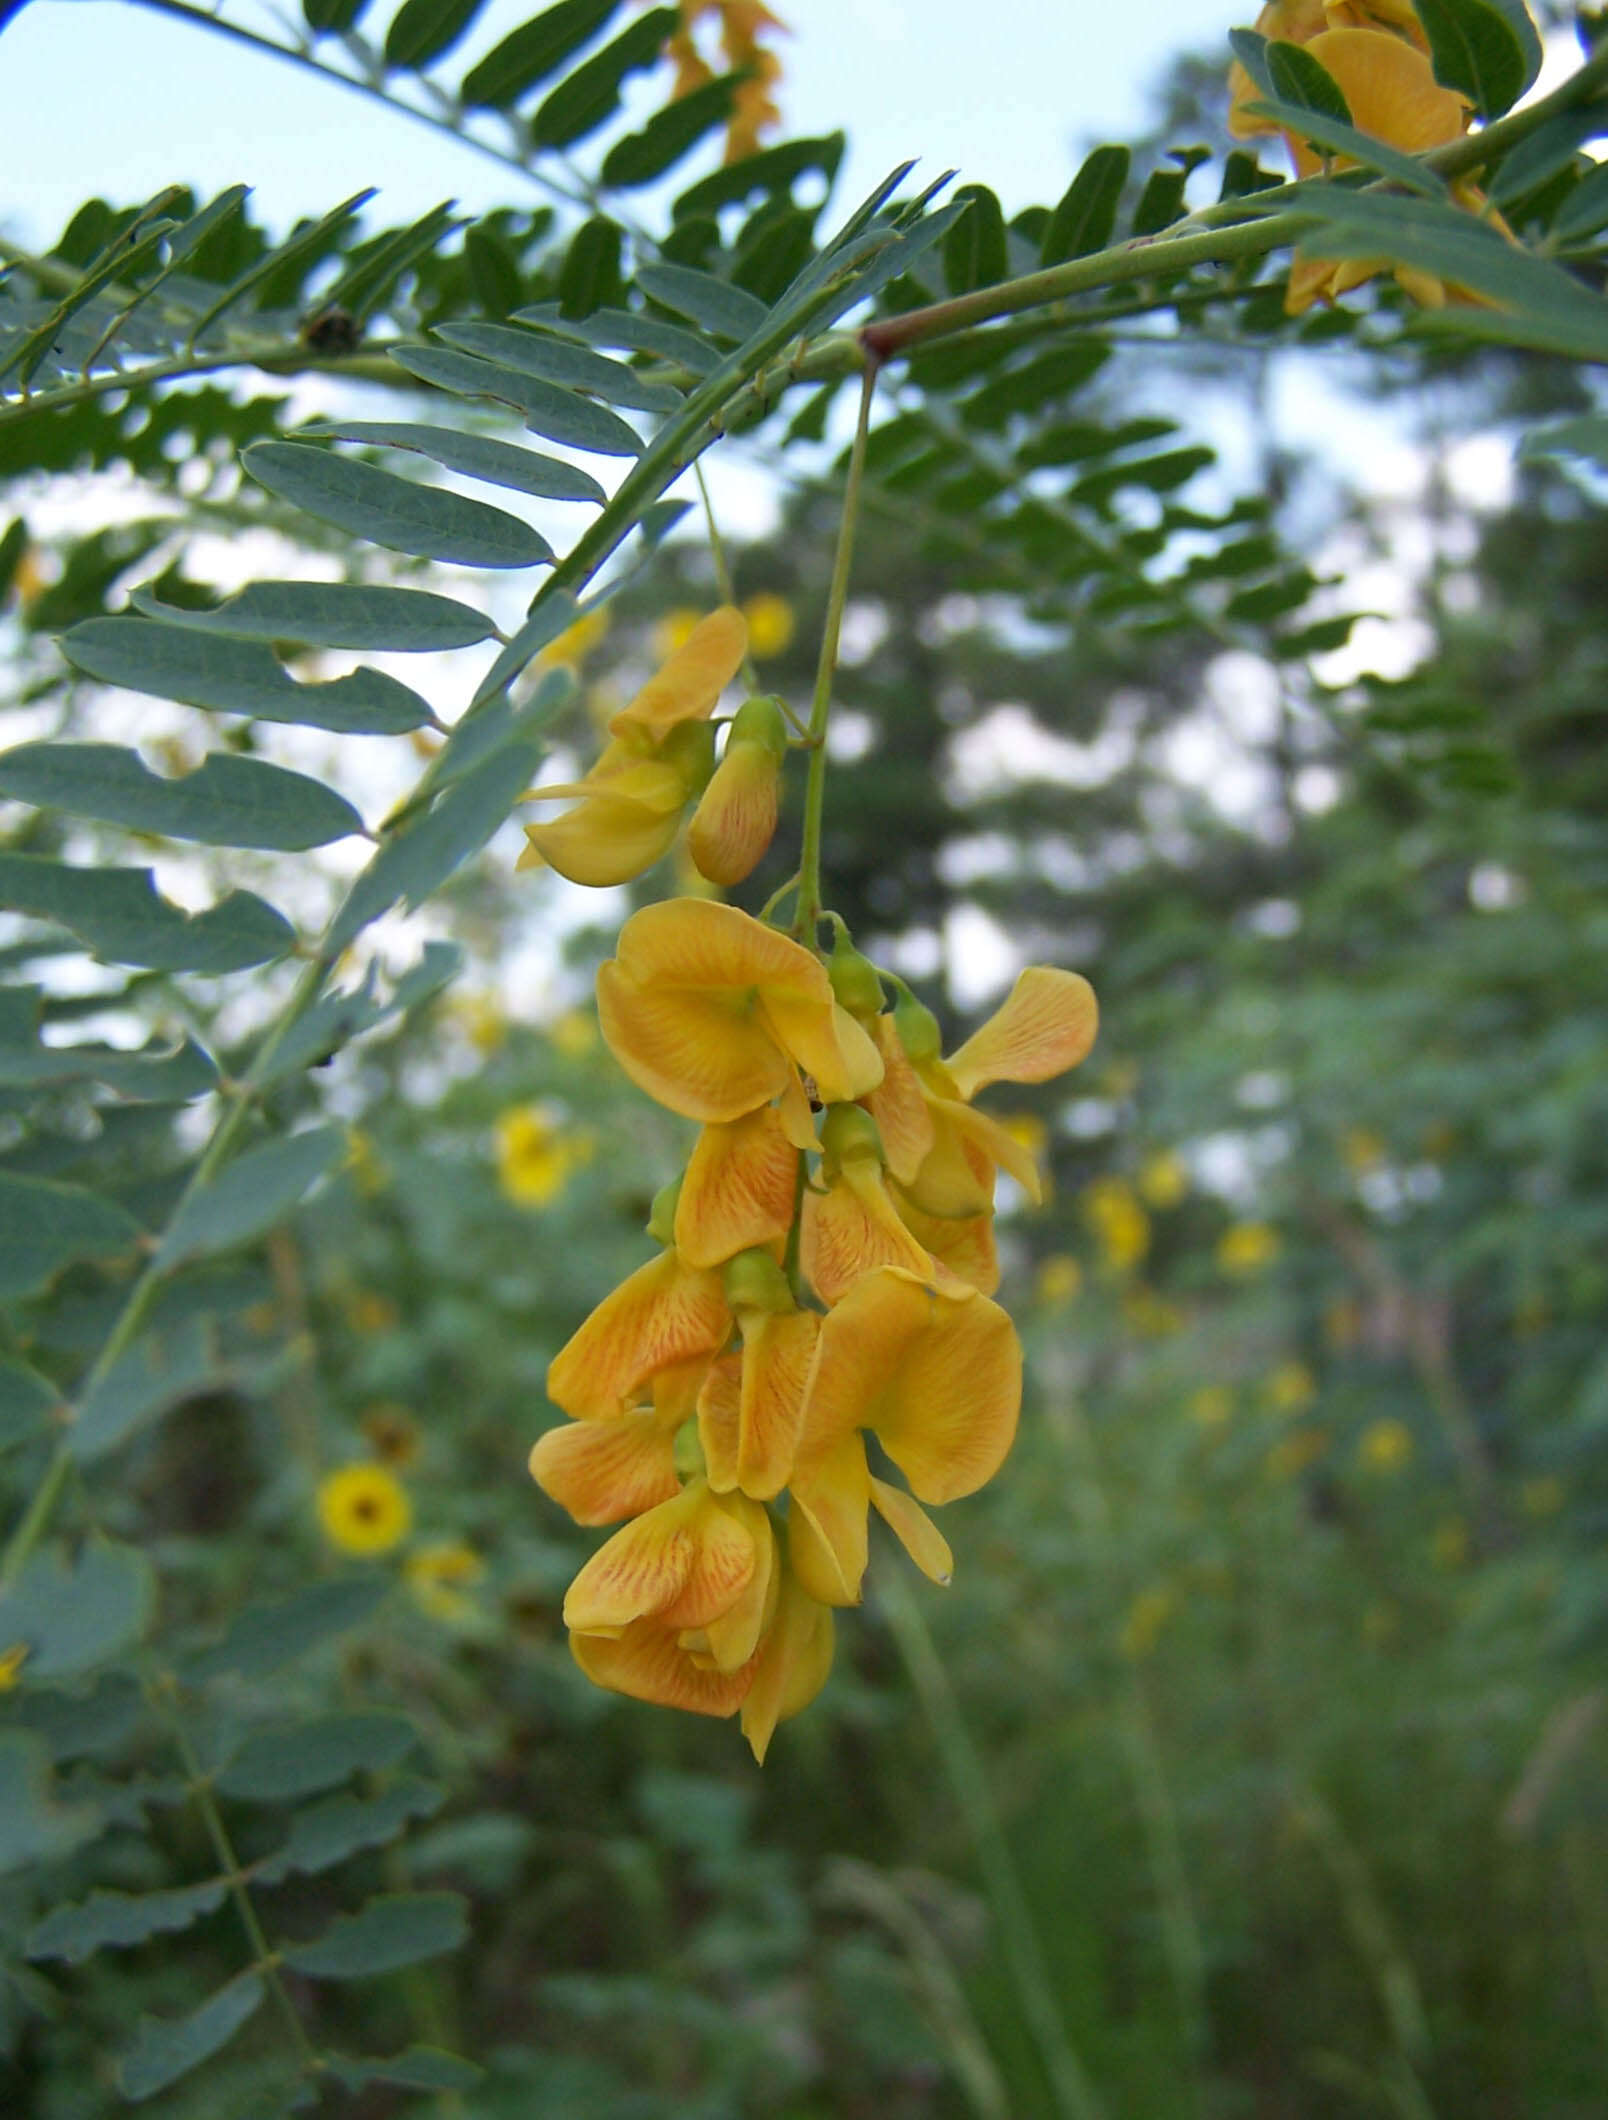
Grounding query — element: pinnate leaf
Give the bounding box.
[130,579,498,652]
[0,1535,155,1681]
[157,1126,348,1270]
[28,1879,228,1964]
[0,743,363,850]
[284,1891,468,1978]
[244,441,555,567]
[118,1972,265,2101]
[217,1712,417,1802]
[256,1777,445,1883]
[189,1577,389,1683]
[0,1174,141,1299]
[0,853,294,972]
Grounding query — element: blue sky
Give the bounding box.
[4,0,1238,249]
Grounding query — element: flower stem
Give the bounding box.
[694,463,763,698]
[793,359,878,943]
[879,1568,1107,2120]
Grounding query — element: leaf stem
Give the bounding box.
[792,358,877,942]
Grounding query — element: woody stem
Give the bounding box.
[794,358,878,942]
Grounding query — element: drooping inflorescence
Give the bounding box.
[525,610,1098,1759]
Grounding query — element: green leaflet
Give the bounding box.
[435,320,684,412]
[327,2049,481,2094]
[943,185,1009,296]
[63,617,437,734]
[390,343,644,456]
[1265,38,1353,126]
[187,1577,388,1683]
[384,0,490,70]
[1415,0,1542,119]
[1241,99,1447,194]
[601,71,739,190]
[0,1535,156,1681]
[283,1891,469,1979]
[255,1777,446,1883]
[531,7,678,150]
[256,940,464,1085]
[118,1972,266,2101]
[71,1317,229,1463]
[0,1173,141,1299]
[0,985,216,1100]
[522,300,721,375]
[129,579,499,651]
[674,131,846,221]
[243,440,556,566]
[156,1126,349,1271]
[0,1360,60,1451]
[0,1731,100,1877]
[27,1879,229,1965]
[297,419,606,503]
[216,1711,418,1802]
[635,261,771,341]
[1519,413,1608,470]
[0,854,294,972]
[1043,146,1130,266]
[0,743,364,851]
[461,0,620,107]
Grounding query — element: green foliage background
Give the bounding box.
[1,0,1606,2112]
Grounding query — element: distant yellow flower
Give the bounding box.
[362,1403,421,1468]
[1521,1475,1564,1520]
[1263,1360,1318,1416]
[344,1126,387,1196]
[317,1464,411,1556]
[742,591,795,659]
[1138,1151,1188,1210]
[347,1291,399,1335]
[1188,1384,1234,1429]
[1264,1429,1328,1482]
[1432,1518,1469,1570]
[1124,1285,1184,1338]
[0,1643,28,1691]
[407,1542,484,1622]
[496,1104,594,1208]
[1083,1177,1150,1273]
[457,991,508,1054]
[1358,1417,1413,1474]
[538,606,611,670]
[1119,1584,1173,1659]
[1343,1128,1386,1173]
[549,1007,598,1059]
[1218,1221,1279,1276]
[1035,1254,1083,1309]
[652,606,703,661]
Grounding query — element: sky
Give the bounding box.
[2,0,1239,250]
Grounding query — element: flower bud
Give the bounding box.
[722,1247,795,1315]
[647,1175,683,1247]
[893,992,943,1066]
[828,928,884,1019]
[818,1102,885,1173]
[687,698,788,887]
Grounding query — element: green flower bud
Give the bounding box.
[647,1176,683,1248]
[722,1248,795,1314]
[659,717,717,798]
[819,1102,884,1170]
[828,927,885,1018]
[893,992,943,1065]
[727,694,789,758]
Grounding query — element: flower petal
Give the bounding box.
[894,1194,1000,1296]
[547,1250,730,1420]
[802,1267,1021,1505]
[789,1429,871,1607]
[898,1103,995,1220]
[735,1307,819,1497]
[864,1014,935,1185]
[800,1162,936,1307]
[675,1104,800,1269]
[870,1476,954,1585]
[741,1569,836,1764]
[944,968,1099,1100]
[571,1617,756,1716]
[599,962,793,1121]
[760,993,884,1105]
[529,1411,680,1525]
[609,605,748,742]
[700,1499,777,1669]
[564,1480,757,1634]
[687,738,781,887]
[519,779,686,887]
[697,1353,743,1492]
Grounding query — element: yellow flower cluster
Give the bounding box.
[530,898,1098,1758]
[519,608,787,890]
[495,1103,594,1209]
[664,0,787,164]
[1229,1,1496,312]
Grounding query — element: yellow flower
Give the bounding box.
[1358,1417,1413,1474]
[1138,1151,1188,1210]
[1189,1383,1235,1429]
[1217,1221,1279,1276]
[532,1358,707,1526]
[1343,1128,1386,1173]
[549,1006,598,1059]
[786,1267,1020,1606]
[361,1403,421,1468]
[1035,1254,1083,1309]
[519,608,747,886]
[1124,1285,1184,1337]
[1432,1517,1469,1569]
[317,1464,411,1556]
[1083,1177,1150,1274]
[495,1104,592,1209]
[406,1542,484,1622]
[740,1562,834,1764]
[346,1290,399,1334]
[800,1105,943,1309]
[687,695,788,886]
[1119,1584,1173,1659]
[741,591,795,659]
[0,1642,28,1691]
[344,1127,387,1196]
[537,606,611,670]
[547,1244,732,1423]
[1263,1360,1318,1416]
[651,606,704,661]
[457,991,507,1055]
[1263,1428,1328,1482]
[597,898,883,1138]
[1521,1475,1564,1520]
